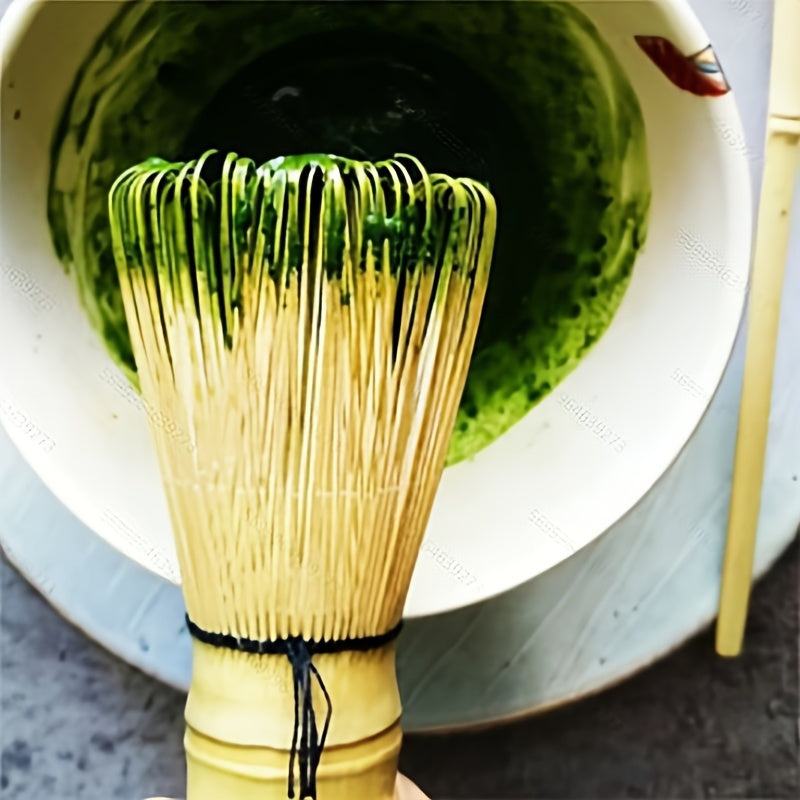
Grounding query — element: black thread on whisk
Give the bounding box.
[185,615,403,799]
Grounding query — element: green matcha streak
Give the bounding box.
[110,151,489,293]
[48,0,650,465]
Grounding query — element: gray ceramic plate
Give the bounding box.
[1,0,798,730]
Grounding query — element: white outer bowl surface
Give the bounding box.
[0,0,751,616]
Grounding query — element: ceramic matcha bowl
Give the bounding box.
[0,0,750,616]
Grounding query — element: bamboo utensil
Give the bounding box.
[109,151,495,798]
[716,0,800,657]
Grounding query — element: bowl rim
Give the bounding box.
[0,0,753,616]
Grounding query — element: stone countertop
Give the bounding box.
[1,541,797,799]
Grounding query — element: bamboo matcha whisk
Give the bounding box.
[109,151,496,799]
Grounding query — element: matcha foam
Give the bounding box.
[48,0,650,465]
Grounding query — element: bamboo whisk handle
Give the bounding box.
[183,640,403,799]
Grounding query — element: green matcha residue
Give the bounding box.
[48,0,650,466]
[109,150,493,294]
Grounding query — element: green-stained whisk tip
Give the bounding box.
[108,150,497,345]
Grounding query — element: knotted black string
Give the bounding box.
[185,615,403,799]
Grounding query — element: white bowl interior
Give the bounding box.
[0,0,750,616]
